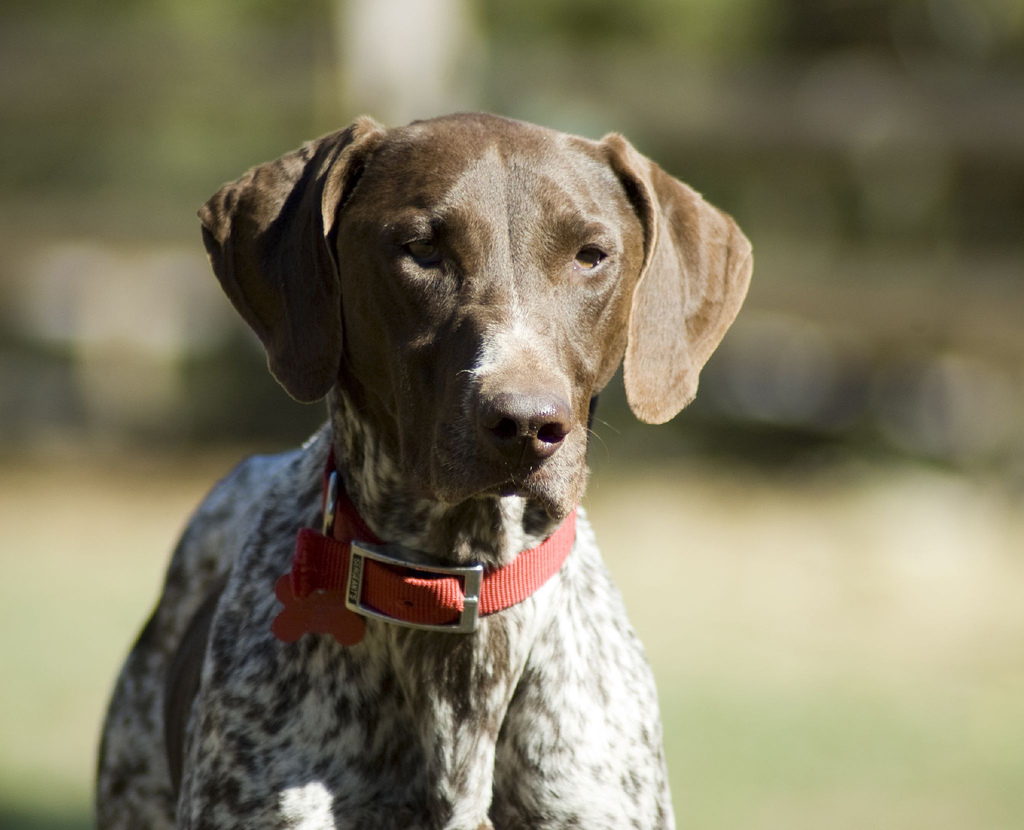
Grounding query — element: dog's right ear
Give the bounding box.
[199,117,385,402]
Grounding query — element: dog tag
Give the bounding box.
[272,574,367,646]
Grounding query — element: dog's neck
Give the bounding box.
[325,387,560,569]
[323,387,571,825]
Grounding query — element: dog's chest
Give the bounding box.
[187,638,667,830]
[180,508,670,829]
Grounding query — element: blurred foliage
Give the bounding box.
[2,4,1023,829]
[479,0,774,56]
[4,0,326,25]
[479,0,1024,61]
[773,0,1024,62]
[0,0,333,223]
[0,0,1022,460]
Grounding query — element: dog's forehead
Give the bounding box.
[364,116,619,213]
[391,113,578,165]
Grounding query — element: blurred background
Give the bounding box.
[1,1,1022,827]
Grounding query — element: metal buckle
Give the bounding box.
[344,541,484,633]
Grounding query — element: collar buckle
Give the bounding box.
[344,541,484,634]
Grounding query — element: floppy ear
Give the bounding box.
[198,117,385,402]
[602,134,753,424]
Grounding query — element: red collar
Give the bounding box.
[272,453,577,646]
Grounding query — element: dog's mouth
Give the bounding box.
[415,401,589,519]
[455,466,550,501]
[481,448,560,492]
[422,449,568,508]
[466,461,580,520]
[496,480,524,498]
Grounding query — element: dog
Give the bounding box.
[96,112,752,829]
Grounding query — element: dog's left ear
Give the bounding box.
[199,117,385,402]
[602,134,753,424]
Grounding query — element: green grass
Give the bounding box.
[2,449,1023,828]
[659,679,1024,829]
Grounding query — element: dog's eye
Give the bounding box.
[404,239,442,266]
[574,246,606,270]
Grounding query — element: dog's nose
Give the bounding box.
[478,391,572,462]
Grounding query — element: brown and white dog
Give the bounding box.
[96,113,752,829]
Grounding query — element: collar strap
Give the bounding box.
[272,453,577,646]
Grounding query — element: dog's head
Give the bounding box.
[199,114,752,520]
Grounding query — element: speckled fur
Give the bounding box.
[97,113,753,829]
[97,416,670,830]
